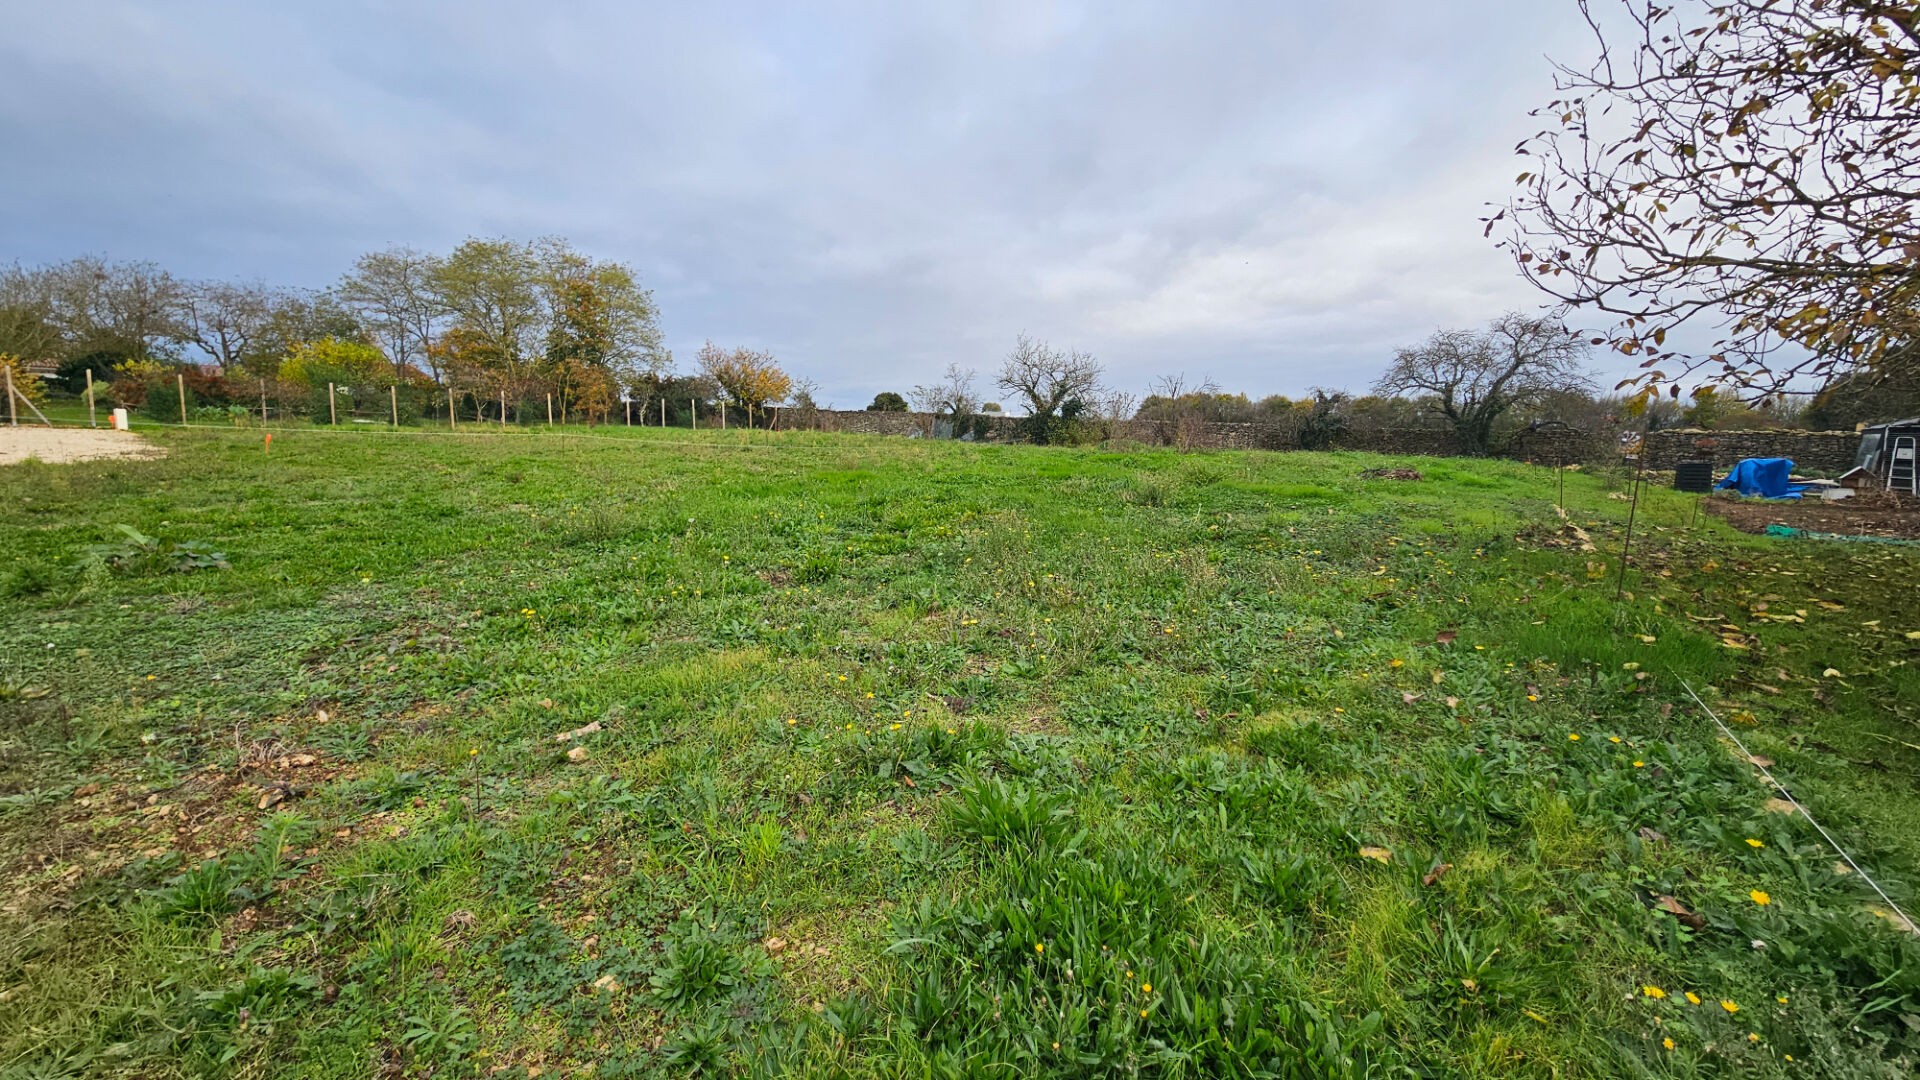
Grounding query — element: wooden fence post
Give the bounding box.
[499,390,507,429]
[547,393,554,426]
[692,399,698,429]
[4,364,15,427]
[328,382,337,425]
[390,385,399,427]
[259,377,267,424]
[86,368,97,427]
[448,387,457,430]
[625,399,631,426]
[179,373,189,425]
[660,399,665,426]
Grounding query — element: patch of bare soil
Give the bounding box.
[0,425,165,465]
[1706,489,1920,540]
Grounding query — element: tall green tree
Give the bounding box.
[428,238,545,403]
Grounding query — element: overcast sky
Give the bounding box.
[1,1,1604,407]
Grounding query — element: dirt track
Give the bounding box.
[0,426,165,465]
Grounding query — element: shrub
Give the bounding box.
[0,354,47,407]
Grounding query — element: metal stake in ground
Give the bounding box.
[1614,466,1643,600]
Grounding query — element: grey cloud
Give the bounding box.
[2,1,1612,408]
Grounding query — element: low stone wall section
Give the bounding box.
[1642,429,1861,474]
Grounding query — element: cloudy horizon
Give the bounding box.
[1,1,1612,408]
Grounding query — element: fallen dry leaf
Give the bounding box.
[551,721,603,743]
[565,746,588,763]
[1637,826,1668,844]
[1656,894,1706,930]
[1402,692,1423,706]
[1422,862,1453,887]
[1435,630,1457,646]
[1746,754,1774,768]
[764,936,788,954]
[1763,798,1798,815]
[1444,696,1461,709]
[1358,846,1392,864]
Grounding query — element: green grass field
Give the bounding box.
[3,425,1919,1078]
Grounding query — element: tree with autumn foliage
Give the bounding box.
[1495,0,1920,401]
[697,341,792,419]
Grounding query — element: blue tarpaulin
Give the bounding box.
[1715,457,1809,499]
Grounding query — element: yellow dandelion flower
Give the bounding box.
[1747,1032,1760,1043]
[1389,659,1404,668]
[1633,761,1645,767]
[1643,986,1667,999]
[1776,995,1788,1004]
[1662,1038,1675,1050]
[1746,838,1764,848]
[1750,890,1771,906]
[1567,732,1578,740]
[1140,1008,1148,1017]
[1141,983,1151,993]
[1721,999,1740,1014]
[1609,735,1622,744]
[1034,943,1044,954]
[1685,992,1701,1005]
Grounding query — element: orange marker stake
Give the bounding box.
[264,433,272,454]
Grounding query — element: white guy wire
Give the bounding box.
[1682,679,1916,934]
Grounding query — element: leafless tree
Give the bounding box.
[910,363,982,437]
[1492,0,1920,398]
[20,257,187,361]
[996,334,1103,441]
[181,280,278,373]
[1374,314,1594,454]
[338,246,443,381]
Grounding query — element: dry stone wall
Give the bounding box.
[1642,429,1861,474]
[799,409,1613,463]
